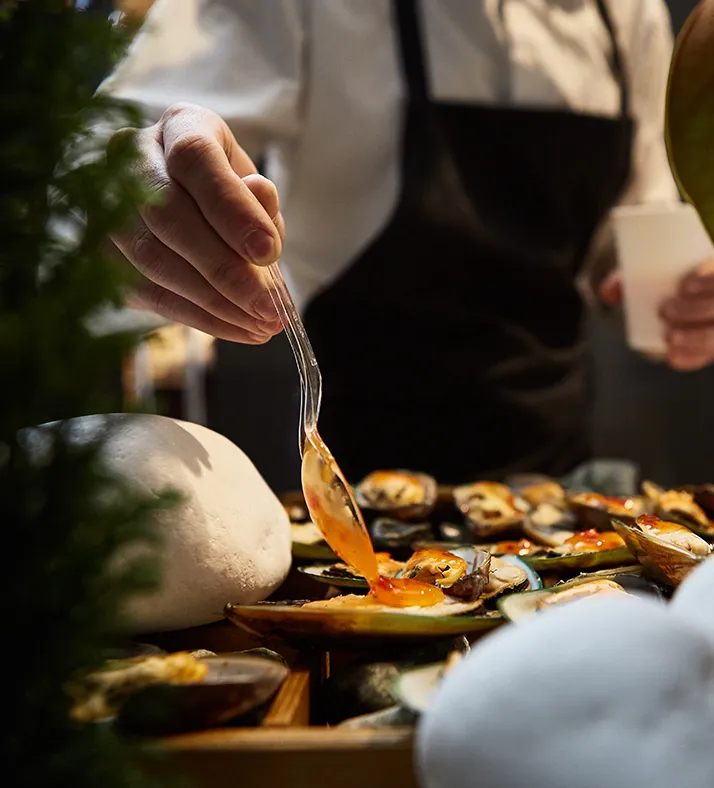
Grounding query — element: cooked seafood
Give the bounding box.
[487,539,544,557]
[612,515,712,586]
[302,593,485,617]
[519,481,566,508]
[454,481,526,537]
[568,491,647,529]
[632,514,711,557]
[328,552,404,579]
[535,579,628,610]
[402,548,491,600]
[355,470,437,519]
[482,556,530,599]
[554,529,626,555]
[68,652,208,724]
[643,481,714,538]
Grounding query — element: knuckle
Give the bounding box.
[210,257,253,296]
[165,133,214,177]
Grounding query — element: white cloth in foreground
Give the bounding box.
[418,558,714,788]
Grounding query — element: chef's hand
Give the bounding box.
[600,262,714,371]
[109,103,284,344]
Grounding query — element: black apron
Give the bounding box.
[303,0,633,484]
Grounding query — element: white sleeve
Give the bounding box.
[618,0,680,206]
[579,0,680,308]
[99,0,306,161]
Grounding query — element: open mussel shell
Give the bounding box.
[370,517,434,558]
[297,563,373,589]
[114,656,289,737]
[523,503,579,546]
[684,484,714,519]
[525,545,634,573]
[498,566,664,623]
[297,545,495,599]
[354,470,438,521]
[611,516,712,586]
[567,491,648,531]
[642,481,714,540]
[522,516,635,572]
[482,555,538,599]
[392,662,448,716]
[224,598,501,644]
[454,481,527,538]
[291,521,337,561]
[392,649,466,716]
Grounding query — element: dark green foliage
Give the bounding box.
[0,2,175,785]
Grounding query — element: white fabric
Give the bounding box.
[102,0,679,312]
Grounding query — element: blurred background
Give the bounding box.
[97,0,710,493]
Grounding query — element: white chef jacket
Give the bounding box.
[101,0,679,312]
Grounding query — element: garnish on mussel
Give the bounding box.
[612,514,712,586]
[642,481,714,539]
[355,470,438,520]
[402,548,491,600]
[454,481,526,537]
[567,491,648,530]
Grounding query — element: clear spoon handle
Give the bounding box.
[265,262,322,456]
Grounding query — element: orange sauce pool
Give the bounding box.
[302,435,444,607]
[493,539,536,556]
[573,492,637,514]
[636,514,683,536]
[562,529,626,552]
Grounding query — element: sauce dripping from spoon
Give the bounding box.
[301,433,444,607]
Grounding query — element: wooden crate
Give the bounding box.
[141,586,422,788]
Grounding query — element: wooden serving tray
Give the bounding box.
[142,588,422,788]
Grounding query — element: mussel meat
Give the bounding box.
[612,514,712,586]
[454,481,526,537]
[642,481,714,539]
[568,491,648,530]
[552,529,627,555]
[481,556,530,599]
[535,579,629,611]
[402,548,491,600]
[518,481,567,508]
[355,470,438,520]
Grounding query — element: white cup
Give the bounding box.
[611,202,714,355]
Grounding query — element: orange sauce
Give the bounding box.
[302,436,444,607]
[404,549,468,576]
[636,514,683,535]
[562,529,626,552]
[493,539,536,556]
[573,492,637,514]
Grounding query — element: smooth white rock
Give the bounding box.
[417,596,714,788]
[671,556,714,647]
[45,414,292,633]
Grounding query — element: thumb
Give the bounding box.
[599,270,623,306]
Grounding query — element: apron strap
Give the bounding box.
[595,0,630,118]
[393,0,430,103]
[393,0,630,118]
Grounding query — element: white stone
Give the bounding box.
[671,556,714,647]
[417,596,714,788]
[50,414,292,633]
